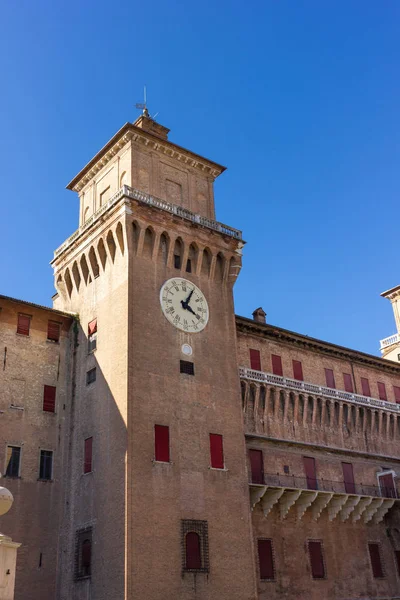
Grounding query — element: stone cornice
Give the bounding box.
[235,316,400,375]
[67,122,226,192]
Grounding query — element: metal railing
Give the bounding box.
[380,333,400,350]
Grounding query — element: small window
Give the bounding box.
[258,539,275,580]
[342,462,356,494]
[180,360,194,375]
[154,425,170,462]
[5,446,21,477]
[394,386,400,404]
[250,349,261,371]
[174,254,181,269]
[343,373,354,393]
[271,354,283,376]
[377,382,387,401]
[209,434,224,469]
[303,456,318,490]
[17,314,31,336]
[43,385,56,412]
[324,368,335,389]
[308,540,325,579]
[84,437,93,474]
[249,449,264,484]
[86,368,96,385]
[368,543,384,578]
[88,319,97,353]
[39,450,53,480]
[75,528,92,579]
[47,320,61,343]
[186,258,192,273]
[292,360,303,381]
[181,520,209,573]
[361,377,371,397]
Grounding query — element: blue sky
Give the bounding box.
[0,1,399,356]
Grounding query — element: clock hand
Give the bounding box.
[186,305,197,317]
[184,288,194,304]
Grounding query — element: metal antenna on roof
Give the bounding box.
[135,85,150,117]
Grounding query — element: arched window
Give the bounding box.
[185,532,201,570]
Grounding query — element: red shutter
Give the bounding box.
[342,462,356,494]
[84,437,93,473]
[17,314,31,336]
[155,425,170,462]
[186,532,201,569]
[368,543,384,578]
[308,541,325,579]
[343,373,354,393]
[379,473,396,498]
[209,434,224,469]
[292,360,303,381]
[361,377,371,397]
[47,321,60,342]
[258,539,274,579]
[249,349,261,371]
[43,385,56,412]
[271,354,283,376]
[88,319,97,335]
[249,449,264,484]
[303,456,317,490]
[394,386,400,404]
[324,368,335,389]
[395,550,400,576]
[377,382,387,401]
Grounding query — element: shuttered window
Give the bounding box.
[308,541,325,579]
[181,520,209,573]
[258,539,275,580]
[324,368,335,389]
[88,319,97,353]
[394,386,400,404]
[377,382,387,401]
[39,450,53,480]
[47,321,61,342]
[249,449,264,484]
[5,446,21,477]
[343,373,354,393]
[185,532,201,569]
[43,385,56,412]
[361,377,371,397]
[250,349,261,371]
[378,473,396,498]
[368,543,384,578]
[342,462,356,494]
[209,434,224,469]
[303,456,317,490]
[17,314,31,336]
[293,360,303,381]
[271,354,283,376]
[84,437,93,474]
[155,425,170,462]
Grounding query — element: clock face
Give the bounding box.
[160,278,209,333]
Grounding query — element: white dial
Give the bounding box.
[160,278,209,333]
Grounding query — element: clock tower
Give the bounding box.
[52,112,257,599]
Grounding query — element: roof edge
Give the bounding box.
[0,294,75,320]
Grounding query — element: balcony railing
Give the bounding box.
[380,333,400,350]
[239,366,400,414]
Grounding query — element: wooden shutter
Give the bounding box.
[271,354,283,376]
[324,368,335,389]
[308,541,325,579]
[84,437,93,473]
[185,532,201,569]
[88,319,97,335]
[377,382,387,401]
[343,373,354,393]
[292,360,303,381]
[379,473,396,498]
[209,434,224,469]
[17,314,31,336]
[342,462,356,494]
[249,449,264,484]
[258,539,274,579]
[155,425,170,462]
[47,320,60,342]
[368,543,384,578]
[394,386,400,404]
[43,385,56,412]
[249,349,261,371]
[303,456,317,490]
[361,377,371,397]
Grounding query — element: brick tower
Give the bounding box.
[51,112,257,599]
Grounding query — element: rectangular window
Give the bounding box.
[361,377,371,397]
[342,462,356,494]
[250,349,261,371]
[249,449,264,484]
[43,385,56,412]
[174,254,181,269]
[209,434,224,469]
[47,320,61,342]
[17,314,31,336]
[395,550,400,576]
[258,539,275,580]
[75,528,92,580]
[84,437,93,474]
[368,543,384,578]
[343,373,354,393]
[154,425,170,462]
[303,456,317,490]
[180,360,194,375]
[88,319,97,353]
[39,450,53,480]
[5,446,21,477]
[308,540,325,579]
[378,472,396,498]
[86,368,96,385]
[292,360,303,381]
[181,519,209,573]
[377,382,387,401]
[271,354,283,376]
[394,386,400,404]
[324,368,335,389]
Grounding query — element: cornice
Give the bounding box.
[381,284,400,300]
[235,315,400,375]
